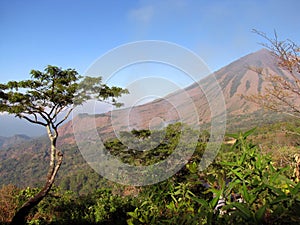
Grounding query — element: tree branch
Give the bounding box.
[21,115,47,127]
[55,106,74,128]
[48,103,59,120]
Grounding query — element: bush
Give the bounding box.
[0,184,19,224]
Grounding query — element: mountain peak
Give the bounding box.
[254,48,272,55]
[58,48,289,141]
[225,48,275,70]
[244,48,275,63]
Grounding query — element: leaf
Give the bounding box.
[186,162,198,173]
[170,194,178,203]
[271,195,290,204]
[210,191,221,209]
[227,128,256,144]
[191,196,209,208]
[238,151,247,165]
[220,161,236,167]
[230,202,253,219]
[242,181,250,203]
[231,168,244,180]
[243,127,257,138]
[255,205,266,222]
[255,154,262,169]
[141,201,149,207]
[226,133,240,139]
[290,182,300,196]
[266,185,285,196]
[166,201,175,210]
[187,190,195,197]
[126,218,134,225]
[269,163,276,173]
[127,210,139,219]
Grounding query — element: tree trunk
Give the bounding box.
[294,154,300,183]
[10,133,63,225]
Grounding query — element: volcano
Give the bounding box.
[58,48,289,144]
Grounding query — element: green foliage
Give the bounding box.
[197,128,300,224]
[1,126,300,224]
[104,123,187,166]
[0,185,20,224]
[0,65,128,125]
[87,189,133,224]
[126,128,300,225]
[0,186,133,225]
[0,66,78,116]
[0,65,129,224]
[127,180,204,225]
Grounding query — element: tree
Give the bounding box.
[245,30,300,183]
[245,30,300,118]
[0,65,128,224]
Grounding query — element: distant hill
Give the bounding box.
[0,48,296,191]
[0,134,31,149]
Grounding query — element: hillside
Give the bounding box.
[0,48,297,191]
[58,48,290,144]
[0,134,31,149]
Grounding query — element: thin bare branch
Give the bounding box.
[21,115,47,127]
[247,30,300,119]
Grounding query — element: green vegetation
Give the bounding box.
[0,65,128,224]
[0,124,299,225]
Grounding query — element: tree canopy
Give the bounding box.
[0,65,128,130]
[0,65,128,225]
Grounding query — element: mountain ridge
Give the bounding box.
[57,48,288,144]
[0,48,295,190]
[0,134,31,149]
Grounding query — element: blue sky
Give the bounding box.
[0,0,300,136]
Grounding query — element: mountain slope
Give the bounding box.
[0,134,31,149]
[58,48,289,143]
[0,48,294,190]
